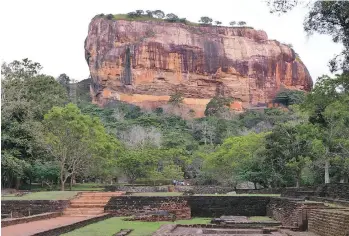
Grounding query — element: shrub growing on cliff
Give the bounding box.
[127,12,138,18]
[168,92,184,107]
[165,13,179,22]
[146,10,153,18]
[229,21,236,26]
[106,14,114,20]
[153,10,165,19]
[238,21,247,26]
[215,21,222,26]
[204,96,233,117]
[179,18,187,23]
[199,16,213,25]
[274,89,305,106]
[135,10,144,16]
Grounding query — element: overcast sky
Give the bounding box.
[1,0,343,83]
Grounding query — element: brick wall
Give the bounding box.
[1,212,62,227]
[266,198,326,230]
[308,209,349,236]
[315,183,349,200]
[281,183,349,200]
[105,196,271,218]
[177,186,283,194]
[188,196,271,217]
[105,185,169,192]
[104,196,190,219]
[1,200,69,218]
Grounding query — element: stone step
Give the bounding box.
[64,207,104,211]
[64,214,104,217]
[203,229,264,234]
[70,203,106,208]
[71,200,109,204]
[79,192,124,196]
[74,198,111,201]
[78,194,116,197]
[64,208,104,215]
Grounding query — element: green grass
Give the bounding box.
[70,184,104,191]
[248,216,275,221]
[193,194,281,197]
[18,183,104,192]
[1,191,79,200]
[62,217,210,236]
[130,192,183,196]
[130,192,280,197]
[110,14,200,26]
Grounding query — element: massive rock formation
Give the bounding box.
[85,17,313,117]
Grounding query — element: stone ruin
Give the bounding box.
[154,215,284,236]
[124,200,191,222]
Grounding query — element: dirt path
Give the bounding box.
[1,216,93,236]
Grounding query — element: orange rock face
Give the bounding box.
[85,17,313,117]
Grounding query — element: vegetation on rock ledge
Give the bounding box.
[94,10,252,28]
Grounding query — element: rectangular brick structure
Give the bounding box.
[308,209,349,236]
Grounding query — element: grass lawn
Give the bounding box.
[62,217,211,236]
[1,191,79,200]
[130,192,183,196]
[248,216,275,221]
[110,14,200,26]
[70,184,104,191]
[130,192,280,197]
[193,194,281,197]
[18,183,104,192]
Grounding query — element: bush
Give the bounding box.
[106,14,114,20]
[127,12,138,18]
[155,107,163,115]
[274,89,305,106]
[134,179,173,186]
[165,13,179,22]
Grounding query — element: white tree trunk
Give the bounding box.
[325,160,330,184]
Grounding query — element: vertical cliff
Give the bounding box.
[85,17,312,117]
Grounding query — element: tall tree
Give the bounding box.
[303,73,349,183]
[153,10,165,19]
[264,124,313,187]
[199,16,213,25]
[304,1,349,72]
[43,103,120,190]
[57,73,70,94]
[1,59,67,188]
[267,0,349,72]
[229,21,236,26]
[203,132,266,186]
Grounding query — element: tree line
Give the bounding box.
[2,0,348,190]
[99,10,248,27]
[2,58,348,190]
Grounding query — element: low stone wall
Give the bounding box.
[105,184,349,199]
[281,184,349,200]
[105,196,190,220]
[1,212,62,227]
[315,183,349,200]
[308,209,349,236]
[307,196,349,207]
[105,196,271,218]
[1,200,69,218]
[175,186,282,194]
[105,185,169,192]
[188,196,271,217]
[266,197,327,230]
[105,185,284,194]
[34,214,112,236]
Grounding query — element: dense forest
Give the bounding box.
[1,0,349,190]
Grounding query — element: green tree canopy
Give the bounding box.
[43,103,121,190]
